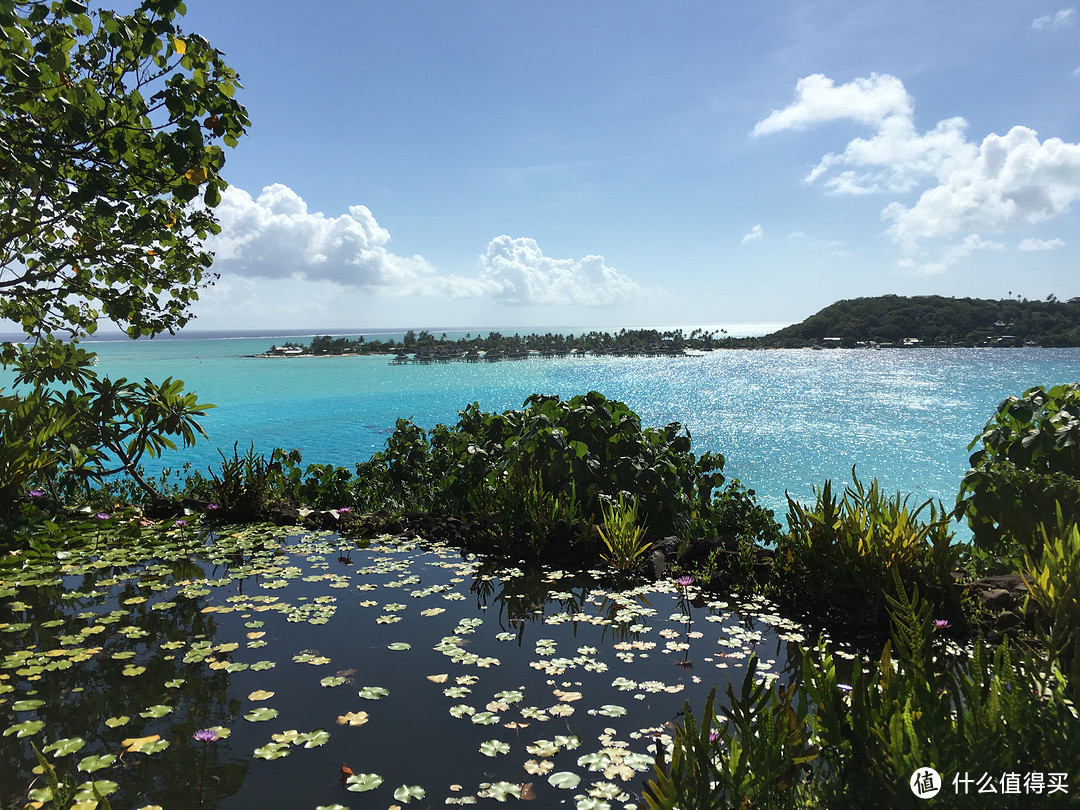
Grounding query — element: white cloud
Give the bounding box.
[209,184,434,290]
[476,236,653,306]
[207,186,654,308]
[898,234,1005,276]
[752,73,912,136]
[741,225,764,243]
[883,126,1080,246]
[756,74,1080,270]
[1019,237,1066,250]
[1032,7,1075,30]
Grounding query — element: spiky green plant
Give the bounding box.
[596,494,650,572]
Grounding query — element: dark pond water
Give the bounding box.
[0,526,828,809]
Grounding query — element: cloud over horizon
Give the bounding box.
[205,184,655,310]
[754,73,1080,273]
[476,235,654,306]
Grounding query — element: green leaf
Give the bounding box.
[548,771,581,789]
[244,707,279,722]
[345,773,383,792]
[43,737,86,756]
[77,754,117,773]
[479,739,510,757]
[393,784,426,803]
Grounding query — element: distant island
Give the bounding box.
[256,294,1080,360]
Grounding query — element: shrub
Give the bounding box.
[777,471,962,630]
[957,383,1080,560]
[649,574,1080,809]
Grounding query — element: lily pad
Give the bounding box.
[479,739,510,757]
[42,737,86,756]
[77,754,117,773]
[393,784,426,803]
[358,686,389,700]
[345,773,383,792]
[244,707,279,722]
[548,771,582,789]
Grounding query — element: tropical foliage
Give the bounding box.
[776,472,963,630]
[649,575,1079,809]
[0,0,247,514]
[956,382,1080,559]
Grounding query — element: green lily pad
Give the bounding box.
[139,739,170,755]
[254,742,290,760]
[486,782,523,801]
[11,699,45,711]
[244,707,279,722]
[548,771,582,789]
[104,716,130,728]
[386,642,411,651]
[139,705,172,719]
[470,711,500,725]
[345,773,383,792]
[479,739,511,757]
[77,753,117,773]
[595,704,627,717]
[393,784,426,803]
[320,676,346,687]
[358,686,389,700]
[43,737,86,756]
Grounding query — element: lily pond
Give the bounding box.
[0,524,832,809]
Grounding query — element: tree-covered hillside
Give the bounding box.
[755,294,1080,348]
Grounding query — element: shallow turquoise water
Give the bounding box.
[39,338,1080,520]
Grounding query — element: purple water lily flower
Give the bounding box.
[337,506,352,514]
[192,728,219,743]
[709,731,720,743]
[175,519,189,528]
[934,619,951,630]
[676,575,694,588]
[28,489,45,499]
[95,512,110,521]
[206,503,220,511]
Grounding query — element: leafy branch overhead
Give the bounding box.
[0,0,249,339]
[0,0,247,510]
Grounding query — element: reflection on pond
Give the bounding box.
[0,527,833,808]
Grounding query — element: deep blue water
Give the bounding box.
[10,332,1076,522]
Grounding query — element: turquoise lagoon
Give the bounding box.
[70,333,1080,518]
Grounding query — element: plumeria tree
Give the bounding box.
[0,0,248,510]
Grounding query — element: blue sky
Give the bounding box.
[173,1,1080,331]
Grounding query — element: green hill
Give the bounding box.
[755,294,1080,348]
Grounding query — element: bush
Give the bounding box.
[957,383,1080,560]
[648,575,1079,809]
[777,471,962,630]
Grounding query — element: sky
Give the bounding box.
[143,2,1080,330]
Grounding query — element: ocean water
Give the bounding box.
[16,331,1076,524]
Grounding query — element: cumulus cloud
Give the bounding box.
[209,184,434,290]
[1019,237,1066,250]
[882,126,1080,247]
[1032,7,1075,29]
[752,73,912,136]
[741,225,764,243]
[755,74,1080,269]
[204,185,655,309]
[475,236,652,306]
